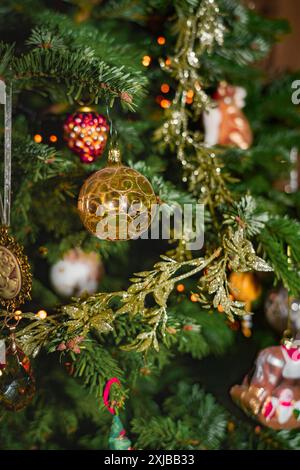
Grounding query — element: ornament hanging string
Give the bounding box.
[282,149,298,343]
[0,79,14,326]
[284,245,293,342]
[106,103,118,152]
[0,79,12,227]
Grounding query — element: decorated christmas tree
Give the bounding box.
[0,0,300,451]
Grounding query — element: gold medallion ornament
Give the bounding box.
[0,226,32,310]
[78,149,157,241]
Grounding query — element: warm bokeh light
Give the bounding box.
[243,327,252,338]
[49,134,58,143]
[185,89,194,104]
[142,55,151,67]
[160,99,171,109]
[34,134,42,143]
[157,36,166,45]
[155,95,164,105]
[37,309,47,320]
[165,57,171,66]
[14,310,22,321]
[176,283,185,293]
[183,325,194,331]
[227,422,235,433]
[160,83,170,93]
[190,293,199,302]
[80,106,93,112]
[38,246,48,256]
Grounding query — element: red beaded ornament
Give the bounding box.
[64,108,110,164]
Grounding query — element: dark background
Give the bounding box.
[254,0,300,71]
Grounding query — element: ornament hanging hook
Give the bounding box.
[103,377,122,415]
[106,102,118,150]
[4,314,20,332]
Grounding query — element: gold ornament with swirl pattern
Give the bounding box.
[78,149,157,241]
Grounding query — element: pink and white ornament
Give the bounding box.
[50,248,104,297]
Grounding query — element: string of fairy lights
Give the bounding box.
[142,36,173,109]
[13,308,48,321]
[34,133,58,144]
[141,35,195,110]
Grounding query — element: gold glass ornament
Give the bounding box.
[78,149,157,241]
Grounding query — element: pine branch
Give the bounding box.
[132,383,227,450]
[0,42,14,77]
[164,301,234,359]
[132,417,191,450]
[259,217,300,296]
[11,48,145,109]
[69,339,124,397]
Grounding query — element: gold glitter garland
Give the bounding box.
[155,0,231,208]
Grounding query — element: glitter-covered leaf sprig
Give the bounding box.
[118,248,221,352]
[4,249,221,356]
[198,227,272,321]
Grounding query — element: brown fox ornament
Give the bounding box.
[203,81,253,150]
